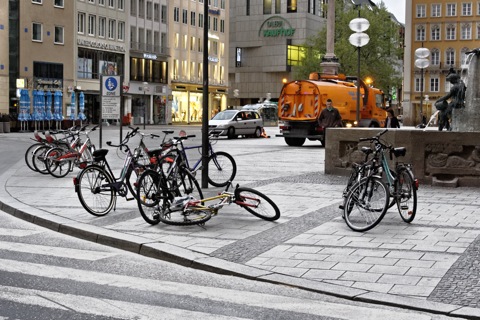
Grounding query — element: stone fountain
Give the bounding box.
[452,48,480,132]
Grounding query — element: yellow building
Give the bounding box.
[404,0,480,126]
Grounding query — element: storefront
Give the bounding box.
[171,86,226,124]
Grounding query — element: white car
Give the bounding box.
[209,109,264,139]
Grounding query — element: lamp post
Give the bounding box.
[414,47,430,124]
[349,17,370,124]
[142,82,148,130]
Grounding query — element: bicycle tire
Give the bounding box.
[25,143,43,172]
[32,145,51,174]
[207,151,237,187]
[344,176,389,232]
[46,147,73,178]
[76,165,115,216]
[136,169,162,225]
[125,165,141,200]
[157,169,210,226]
[386,169,397,209]
[235,187,280,221]
[395,168,417,223]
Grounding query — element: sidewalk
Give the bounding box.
[1,129,480,319]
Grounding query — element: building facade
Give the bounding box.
[168,0,229,124]
[404,0,480,126]
[228,0,327,106]
[0,1,9,115]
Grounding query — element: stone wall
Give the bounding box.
[325,128,480,187]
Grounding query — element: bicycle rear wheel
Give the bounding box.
[32,145,51,174]
[344,177,389,232]
[76,165,115,216]
[235,187,280,221]
[136,169,162,225]
[207,151,237,187]
[395,168,417,223]
[46,147,73,178]
[25,143,43,172]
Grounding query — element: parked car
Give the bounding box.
[241,102,278,126]
[209,109,264,139]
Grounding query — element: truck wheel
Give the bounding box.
[285,137,305,146]
[227,127,237,139]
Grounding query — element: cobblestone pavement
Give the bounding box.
[1,126,480,318]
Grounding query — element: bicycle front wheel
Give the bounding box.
[395,168,417,223]
[207,151,237,187]
[344,177,389,232]
[235,187,280,221]
[76,165,115,216]
[136,169,162,225]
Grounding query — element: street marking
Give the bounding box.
[0,241,117,260]
[0,258,433,320]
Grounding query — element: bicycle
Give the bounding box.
[44,125,98,178]
[342,129,418,232]
[160,131,236,187]
[73,127,159,216]
[136,172,280,226]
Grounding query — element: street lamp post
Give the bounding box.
[142,82,148,130]
[415,47,430,124]
[349,17,370,124]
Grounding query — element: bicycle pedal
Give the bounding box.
[126,197,134,201]
[338,205,345,210]
[401,205,409,210]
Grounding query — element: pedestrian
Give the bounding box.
[318,99,343,129]
[384,109,400,128]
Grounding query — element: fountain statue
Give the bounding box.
[451,48,480,132]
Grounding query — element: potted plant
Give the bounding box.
[1,114,10,133]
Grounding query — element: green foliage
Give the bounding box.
[294,1,403,93]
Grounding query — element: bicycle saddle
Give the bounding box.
[360,146,373,155]
[93,149,109,161]
[391,147,406,158]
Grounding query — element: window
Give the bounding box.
[247,0,250,15]
[154,31,159,51]
[212,41,218,55]
[154,3,160,21]
[221,0,226,9]
[213,17,218,31]
[99,17,106,38]
[99,0,105,5]
[198,38,203,52]
[415,76,424,92]
[130,26,136,45]
[478,23,480,39]
[78,13,85,34]
[161,5,167,23]
[446,24,456,40]
[430,77,439,92]
[146,1,152,20]
[174,32,179,48]
[431,4,441,17]
[32,0,42,3]
[220,19,225,33]
[88,15,96,36]
[190,36,195,51]
[182,9,187,24]
[287,45,306,66]
[131,0,137,16]
[88,0,95,4]
[275,0,281,13]
[108,0,114,8]
[174,7,179,22]
[54,0,64,8]
[54,26,64,44]
[446,48,455,66]
[139,0,145,18]
[264,0,272,14]
[108,19,115,39]
[461,23,472,39]
[199,13,204,28]
[146,29,152,50]
[416,25,426,41]
[183,34,187,50]
[191,12,196,26]
[462,2,472,15]
[118,0,124,10]
[431,25,440,40]
[139,28,145,49]
[416,4,426,17]
[287,0,297,12]
[32,22,42,41]
[447,3,456,16]
[118,21,125,41]
[431,49,440,65]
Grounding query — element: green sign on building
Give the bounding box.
[259,16,296,37]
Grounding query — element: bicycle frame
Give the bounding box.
[178,141,214,174]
